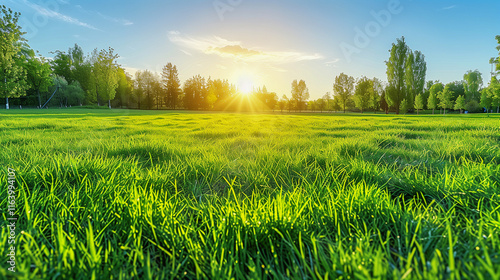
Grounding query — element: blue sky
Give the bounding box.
[6,0,500,99]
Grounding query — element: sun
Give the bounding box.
[238,76,254,95]
[233,69,260,95]
[238,79,253,94]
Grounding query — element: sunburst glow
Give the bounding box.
[237,76,254,94]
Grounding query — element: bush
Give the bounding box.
[70,105,111,109]
[465,100,482,113]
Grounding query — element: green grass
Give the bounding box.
[1,109,500,279]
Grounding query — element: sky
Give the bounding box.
[6,0,500,99]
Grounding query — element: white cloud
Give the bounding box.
[325,59,340,67]
[180,49,193,56]
[168,31,323,64]
[97,12,133,26]
[23,0,99,30]
[441,5,456,10]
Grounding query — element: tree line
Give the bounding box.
[1,6,499,113]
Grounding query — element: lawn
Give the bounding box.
[1,109,500,279]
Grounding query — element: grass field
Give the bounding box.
[1,109,500,279]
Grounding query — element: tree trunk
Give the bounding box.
[108,99,111,109]
[4,77,9,109]
[96,87,100,106]
[37,88,41,108]
[432,109,435,114]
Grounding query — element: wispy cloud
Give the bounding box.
[23,0,99,30]
[73,4,133,26]
[168,31,323,64]
[325,59,340,67]
[97,12,133,26]
[180,49,193,56]
[441,5,456,10]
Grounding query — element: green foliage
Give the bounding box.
[161,63,181,109]
[333,72,354,113]
[439,84,454,114]
[184,75,208,110]
[291,79,309,111]
[428,83,443,114]
[387,37,427,114]
[463,70,483,101]
[46,75,85,107]
[0,5,29,106]
[114,67,133,108]
[253,85,278,111]
[399,98,408,114]
[2,111,500,279]
[91,47,119,108]
[414,93,424,114]
[386,37,409,114]
[354,76,373,113]
[485,77,500,113]
[25,51,53,107]
[466,100,482,113]
[370,78,382,113]
[454,95,465,113]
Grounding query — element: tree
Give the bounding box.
[404,51,415,110]
[278,95,288,113]
[0,5,29,109]
[136,70,158,110]
[480,88,492,114]
[487,77,500,113]
[413,51,427,105]
[70,44,92,98]
[91,47,119,108]
[322,92,332,112]
[134,70,145,109]
[353,76,372,113]
[316,98,325,112]
[463,70,483,101]
[439,84,454,115]
[162,63,181,109]
[51,50,73,83]
[399,98,408,114]
[386,37,410,114]
[371,78,383,113]
[25,50,53,108]
[454,95,465,114]
[428,83,443,114]
[405,50,427,111]
[291,79,309,111]
[496,35,500,73]
[152,77,162,110]
[423,80,435,105]
[333,73,354,113]
[414,94,424,114]
[184,75,207,110]
[206,80,218,110]
[380,89,389,114]
[114,68,133,108]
